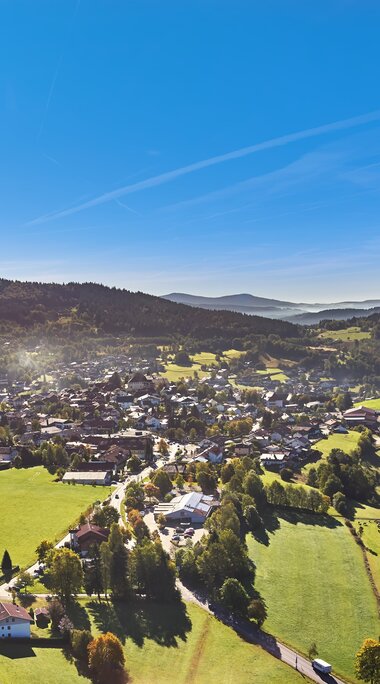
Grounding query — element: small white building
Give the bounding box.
[0,602,33,639]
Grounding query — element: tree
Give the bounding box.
[49,548,84,601]
[100,541,112,599]
[144,482,160,502]
[92,505,119,528]
[176,473,185,490]
[174,350,191,366]
[47,597,65,629]
[88,632,126,684]
[59,614,74,636]
[108,524,130,599]
[1,550,12,580]
[127,454,142,473]
[219,578,249,617]
[355,638,380,684]
[244,504,263,532]
[308,642,318,660]
[70,628,93,662]
[221,462,235,484]
[157,513,167,529]
[124,482,145,510]
[151,469,172,497]
[332,490,348,515]
[84,545,104,600]
[16,570,34,593]
[248,598,267,627]
[129,539,177,601]
[36,540,54,562]
[157,439,169,456]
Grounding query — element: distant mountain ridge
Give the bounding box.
[162,292,380,324]
[0,278,298,341]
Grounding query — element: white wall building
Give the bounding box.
[0,602,33,639]
[155,492,217,524]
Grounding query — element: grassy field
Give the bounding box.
[248,512,379,682]
[161,362,209,381]
[354,398,380,410]
[319,327,371,341]
[0,602,310,684]
[354,520,380,592]
[0,467,108,569]
[224,349,245,360]
[256,368,290,382]
[311,431,361,460]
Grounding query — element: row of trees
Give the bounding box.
[265,480,330,513]
[307,447,377,507]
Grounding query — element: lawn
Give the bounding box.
[191,352,218,365]
[311,431,361,460]
[256,368,290,382]
[0,467,108,569]
[224,349,245,360]
[161,362,209,381]
[319,327,371,341]
[354,520,380,592]
[248,512,380,682]
[354,398,380,410]
[0,602,310,684]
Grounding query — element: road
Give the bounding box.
[0,439,349,684]
[177,581,348,684]
[0,439,184,599]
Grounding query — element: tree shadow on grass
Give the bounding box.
[0,643,36,659]
[18,593,36,609]
[276,508,342,529]
[87,599,192,648]
[66,600,91,631]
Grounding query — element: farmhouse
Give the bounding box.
[127,372,154,394]
[70,522,109,553]
[343,405,379,428]
[0,602,33,639]
[154,491,218,524]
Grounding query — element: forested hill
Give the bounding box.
[0,279,298,341]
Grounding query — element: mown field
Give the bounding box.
[256,367,289,382]
[354,398,380,410]
[161,349,243,381]
[248,512,380,682]
[0,602,310,684]
[354,520,380,592]
[311,431,361,459]
[0,467,108,569]
[319,326,371,341]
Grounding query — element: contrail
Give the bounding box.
[27,109,380,226]
[37,0,81,141]
[114,199,141,215]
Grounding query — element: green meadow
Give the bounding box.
[0,467,108,569]
[248,512,379,682]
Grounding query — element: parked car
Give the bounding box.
[115,494,119,499]
[184,527,194,535]
[172,535,181,541]
[175,527,184,533]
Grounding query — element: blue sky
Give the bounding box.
[1,0,380,301]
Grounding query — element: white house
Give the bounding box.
[0,602,33,639]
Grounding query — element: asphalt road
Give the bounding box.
[0,440,349,684]
[177,581,348,684]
